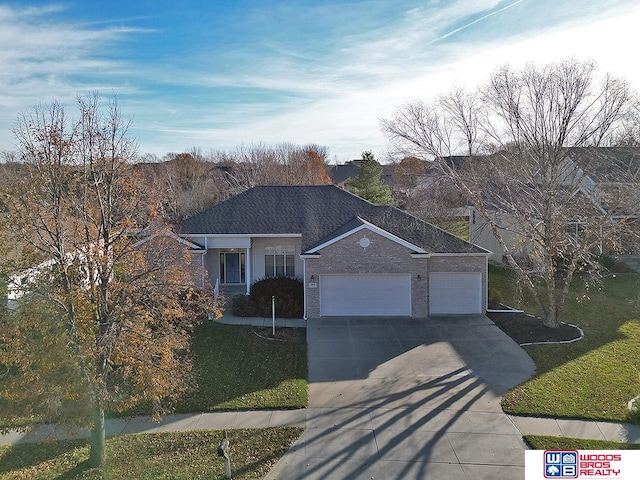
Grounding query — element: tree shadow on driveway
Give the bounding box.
[267,315,535,480]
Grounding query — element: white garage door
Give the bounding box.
[320,274,411,316]
[429,272,482,314]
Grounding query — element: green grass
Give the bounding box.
[491,265,640,423]
[179,323,307,412]
[0,427,303,479]
[433,217,469,241]
[525,435,640,450]
[1,322,308,428]
[120,322,308,416]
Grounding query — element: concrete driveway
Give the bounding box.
[265,315,536,480]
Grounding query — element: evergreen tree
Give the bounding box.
[347,151,393,205]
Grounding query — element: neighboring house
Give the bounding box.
[469,209,524,263]
[130,227,207,287]
[5,231,207,311]
[177,185,491,318]
[328,159,396,187]
[469,147,640,262]
[6,259,57,310]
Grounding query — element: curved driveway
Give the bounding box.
[266,315,536,480]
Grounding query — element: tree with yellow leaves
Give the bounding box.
[0,93,221,466]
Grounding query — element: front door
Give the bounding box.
[220,251,245,284]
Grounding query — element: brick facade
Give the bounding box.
[304,229,487,318]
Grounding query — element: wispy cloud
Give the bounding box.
[0,4,145,108]
[1,0,639,161]
[146,0,640,160]
[426,0,523,45]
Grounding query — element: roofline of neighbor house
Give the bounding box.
[131,230,204,250]
[180,233,303,239]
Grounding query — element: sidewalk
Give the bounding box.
[2,314,639,448]
[509,415,640,444]
[2,409,639,446]
[0,410,307,446]
[217,310,306,328]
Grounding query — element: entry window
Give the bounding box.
[265,245,295,277]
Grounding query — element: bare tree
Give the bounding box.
[382,60,639,328]
[612,103,640,147]
[1,94,220,466]
[134,143,333,221]
[214,142,332,190]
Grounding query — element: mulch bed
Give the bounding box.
[252,326,306,342]
[486,311,582,345]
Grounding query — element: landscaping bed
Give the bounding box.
[253,326,306,342]
[487,311,582,345]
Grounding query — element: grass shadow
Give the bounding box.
[52,460,95,480]
[0,438,88,475]
[0,428,303,479]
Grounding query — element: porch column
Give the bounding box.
[245,245,251,295]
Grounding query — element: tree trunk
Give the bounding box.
[542,308,561,329]
[89,406,106,467]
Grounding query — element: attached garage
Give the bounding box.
[320,274,411,316]
[429,272,483,314]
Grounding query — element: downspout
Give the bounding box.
[302,256,307,320]
[599,224,603,255]
[201,252,205,288]
[203,235,209,289]
[484,254,489,313]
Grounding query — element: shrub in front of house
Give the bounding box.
[250,277,304,318]
[231,294,259,317]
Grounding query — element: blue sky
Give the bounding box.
[1,0,639,162]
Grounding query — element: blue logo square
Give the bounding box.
[544,450,578,478]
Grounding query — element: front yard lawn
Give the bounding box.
[525,435,640,450]
[1,322,308,428]
[177,322,308,412]
[490,266,640,423]
[0,427,303,479]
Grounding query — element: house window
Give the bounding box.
[265,245,295,277]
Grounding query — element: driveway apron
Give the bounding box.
[265,315,536,480]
